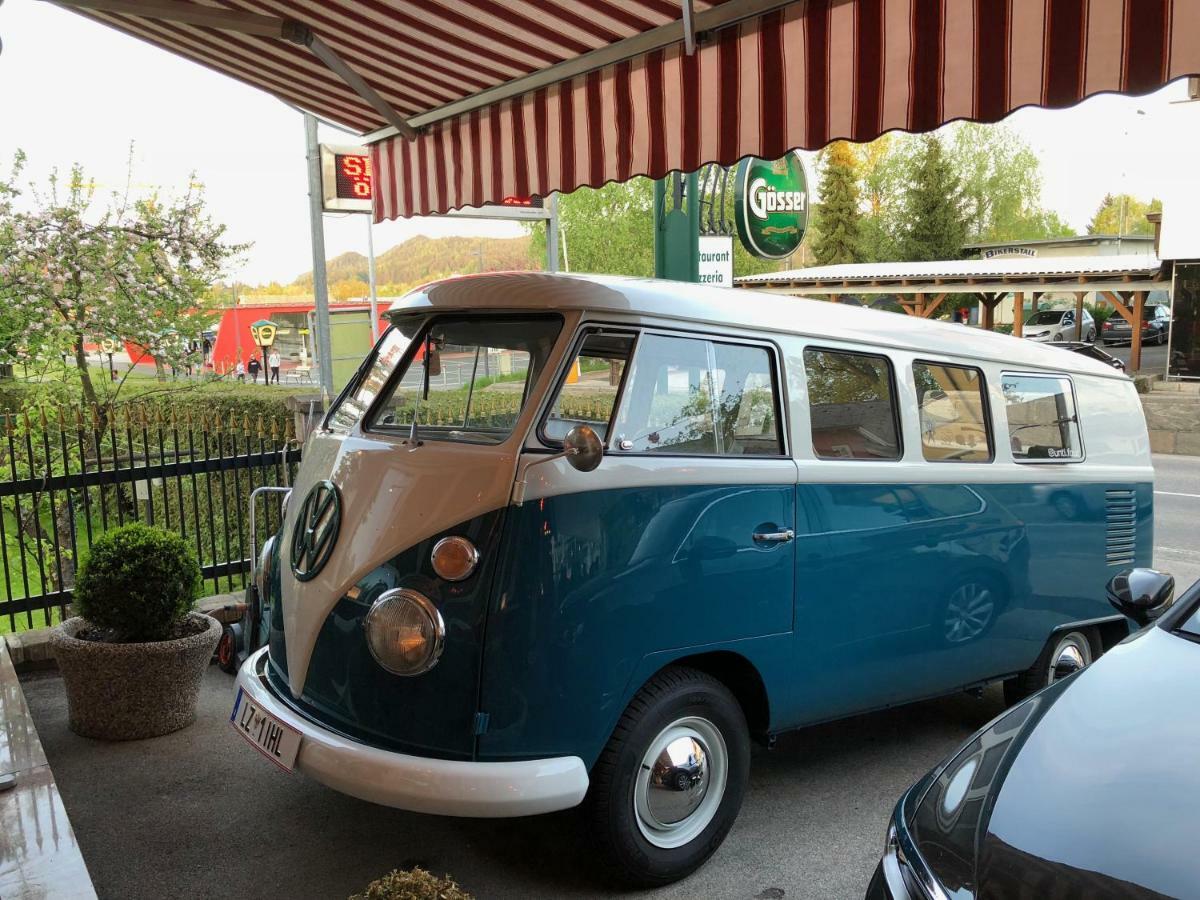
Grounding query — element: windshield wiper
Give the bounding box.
[1010,416,1076,434]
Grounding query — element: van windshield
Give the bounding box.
[366,314,562,445]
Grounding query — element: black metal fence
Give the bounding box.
[0,405,301,633]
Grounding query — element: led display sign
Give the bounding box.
[320,144,373,213]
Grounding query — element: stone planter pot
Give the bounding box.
[50,613,221,741]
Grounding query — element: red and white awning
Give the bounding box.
[63,0,1200,222]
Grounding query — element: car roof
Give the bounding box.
[388,272,1127,380]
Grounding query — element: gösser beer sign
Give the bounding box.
[734,151,809,260]
[319,144,373,213]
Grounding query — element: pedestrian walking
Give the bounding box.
[247,356,261,384]
[268,349,281,384]
[235,359,246,383]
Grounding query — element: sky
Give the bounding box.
[2,0,1199,284]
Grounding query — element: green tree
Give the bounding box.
[0,152,243,406]
[810,141,863,265]
[529,178,655,276]
[950,123,1075,243]
[1087,193,1161,236]
[895,135,969,261]
[856,135,903,263]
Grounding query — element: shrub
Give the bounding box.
[73,523,202,642]
[349,868,472,900]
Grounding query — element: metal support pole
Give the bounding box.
[545,192,560,273]
[304,112,335,399]
[366,212,380,342]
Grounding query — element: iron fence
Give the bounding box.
[0,405,301,633]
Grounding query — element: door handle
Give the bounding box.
[752,529,795,544]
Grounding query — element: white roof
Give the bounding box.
[388,272,1127,380]
[735,254,1162,285]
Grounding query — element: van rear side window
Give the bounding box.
[804,348,901,460]
[913,362,992,462]
[1001,374,1082,461]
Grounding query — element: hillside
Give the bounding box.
[290,234,535,294]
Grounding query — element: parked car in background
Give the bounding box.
[866,568,1194,900]
[1023,308,1095,343]
[1102,304,1171,346]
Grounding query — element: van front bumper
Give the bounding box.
[235,647,589,817]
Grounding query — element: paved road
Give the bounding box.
[21,454,1200,900]
[1152,453,1200,588]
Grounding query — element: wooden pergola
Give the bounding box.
[736,255,1172,372]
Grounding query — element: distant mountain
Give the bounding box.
[291,234,535,292]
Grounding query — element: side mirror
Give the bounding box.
[1107,568,1175,626]
[563,425,603,473]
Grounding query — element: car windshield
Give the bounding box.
[1027,310,1065,325]
[1177,602,1200,639]
[366,314,562,445]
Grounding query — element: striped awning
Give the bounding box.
[64,0,1200,222]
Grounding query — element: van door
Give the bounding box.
[477,330,798,764]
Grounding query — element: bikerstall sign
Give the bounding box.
[734,152,809,260]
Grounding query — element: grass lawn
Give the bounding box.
[1,605,64,635]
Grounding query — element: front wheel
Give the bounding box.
[1004,628,1096,706]
[588,666,750,887]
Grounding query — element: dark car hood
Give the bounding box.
[909,625,1200,899]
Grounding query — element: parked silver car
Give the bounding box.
[1023,308,1096,343]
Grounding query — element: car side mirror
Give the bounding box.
[1107,568,1175,626]
[563,424,603,473]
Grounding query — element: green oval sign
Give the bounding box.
[734,152,809,260]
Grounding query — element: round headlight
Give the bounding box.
[430,536,479,582]
[364,589,445,676]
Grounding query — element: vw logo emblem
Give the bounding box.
[290,480,341,582]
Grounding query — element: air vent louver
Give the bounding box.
[1105,489,1137,566]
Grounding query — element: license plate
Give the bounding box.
[231,687,302,773]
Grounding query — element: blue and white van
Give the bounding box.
[232,273,1152,885]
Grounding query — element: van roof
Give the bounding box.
[388,272,1127,380]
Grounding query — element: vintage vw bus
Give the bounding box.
[232,273,1152,885]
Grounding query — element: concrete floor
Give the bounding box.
[20,456,1200,900]
[21,668,1004,900]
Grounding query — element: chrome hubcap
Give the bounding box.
[944,583,995,644]
[634,717,727,849]
[1049,633,1091,684]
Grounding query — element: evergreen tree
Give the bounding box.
[810,141,863,266]
[896,134,969,261]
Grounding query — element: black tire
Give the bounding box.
[1086,328,1097,344]
[1004,627,1098,706]
[588,666,750,888]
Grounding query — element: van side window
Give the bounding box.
[541,330,634,444]
[912,362,992,462]
[712,343,783,456]
[613,335,784,456]
[804,349,901,460]
[1001,374,1082,461]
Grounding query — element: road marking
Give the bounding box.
[1156,546,1200,559]
[1154,490,1200,499]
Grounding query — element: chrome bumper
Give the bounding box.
[234,647,589,817]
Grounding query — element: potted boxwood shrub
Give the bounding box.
[50,522,220,740]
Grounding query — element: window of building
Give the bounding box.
[913,362,992,462]
[1001,374,1082,461]
[804,348,901,460]
[611,334,783,456]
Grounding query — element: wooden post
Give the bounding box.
[915,292,925,318]
[1074,291,1087,341]
[1131,289,1146,373]
[1013,292,1024,337]
[1031,292,1040,316]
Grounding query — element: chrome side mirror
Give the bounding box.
[1107,568,1175,626]
[563,425,603,473]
